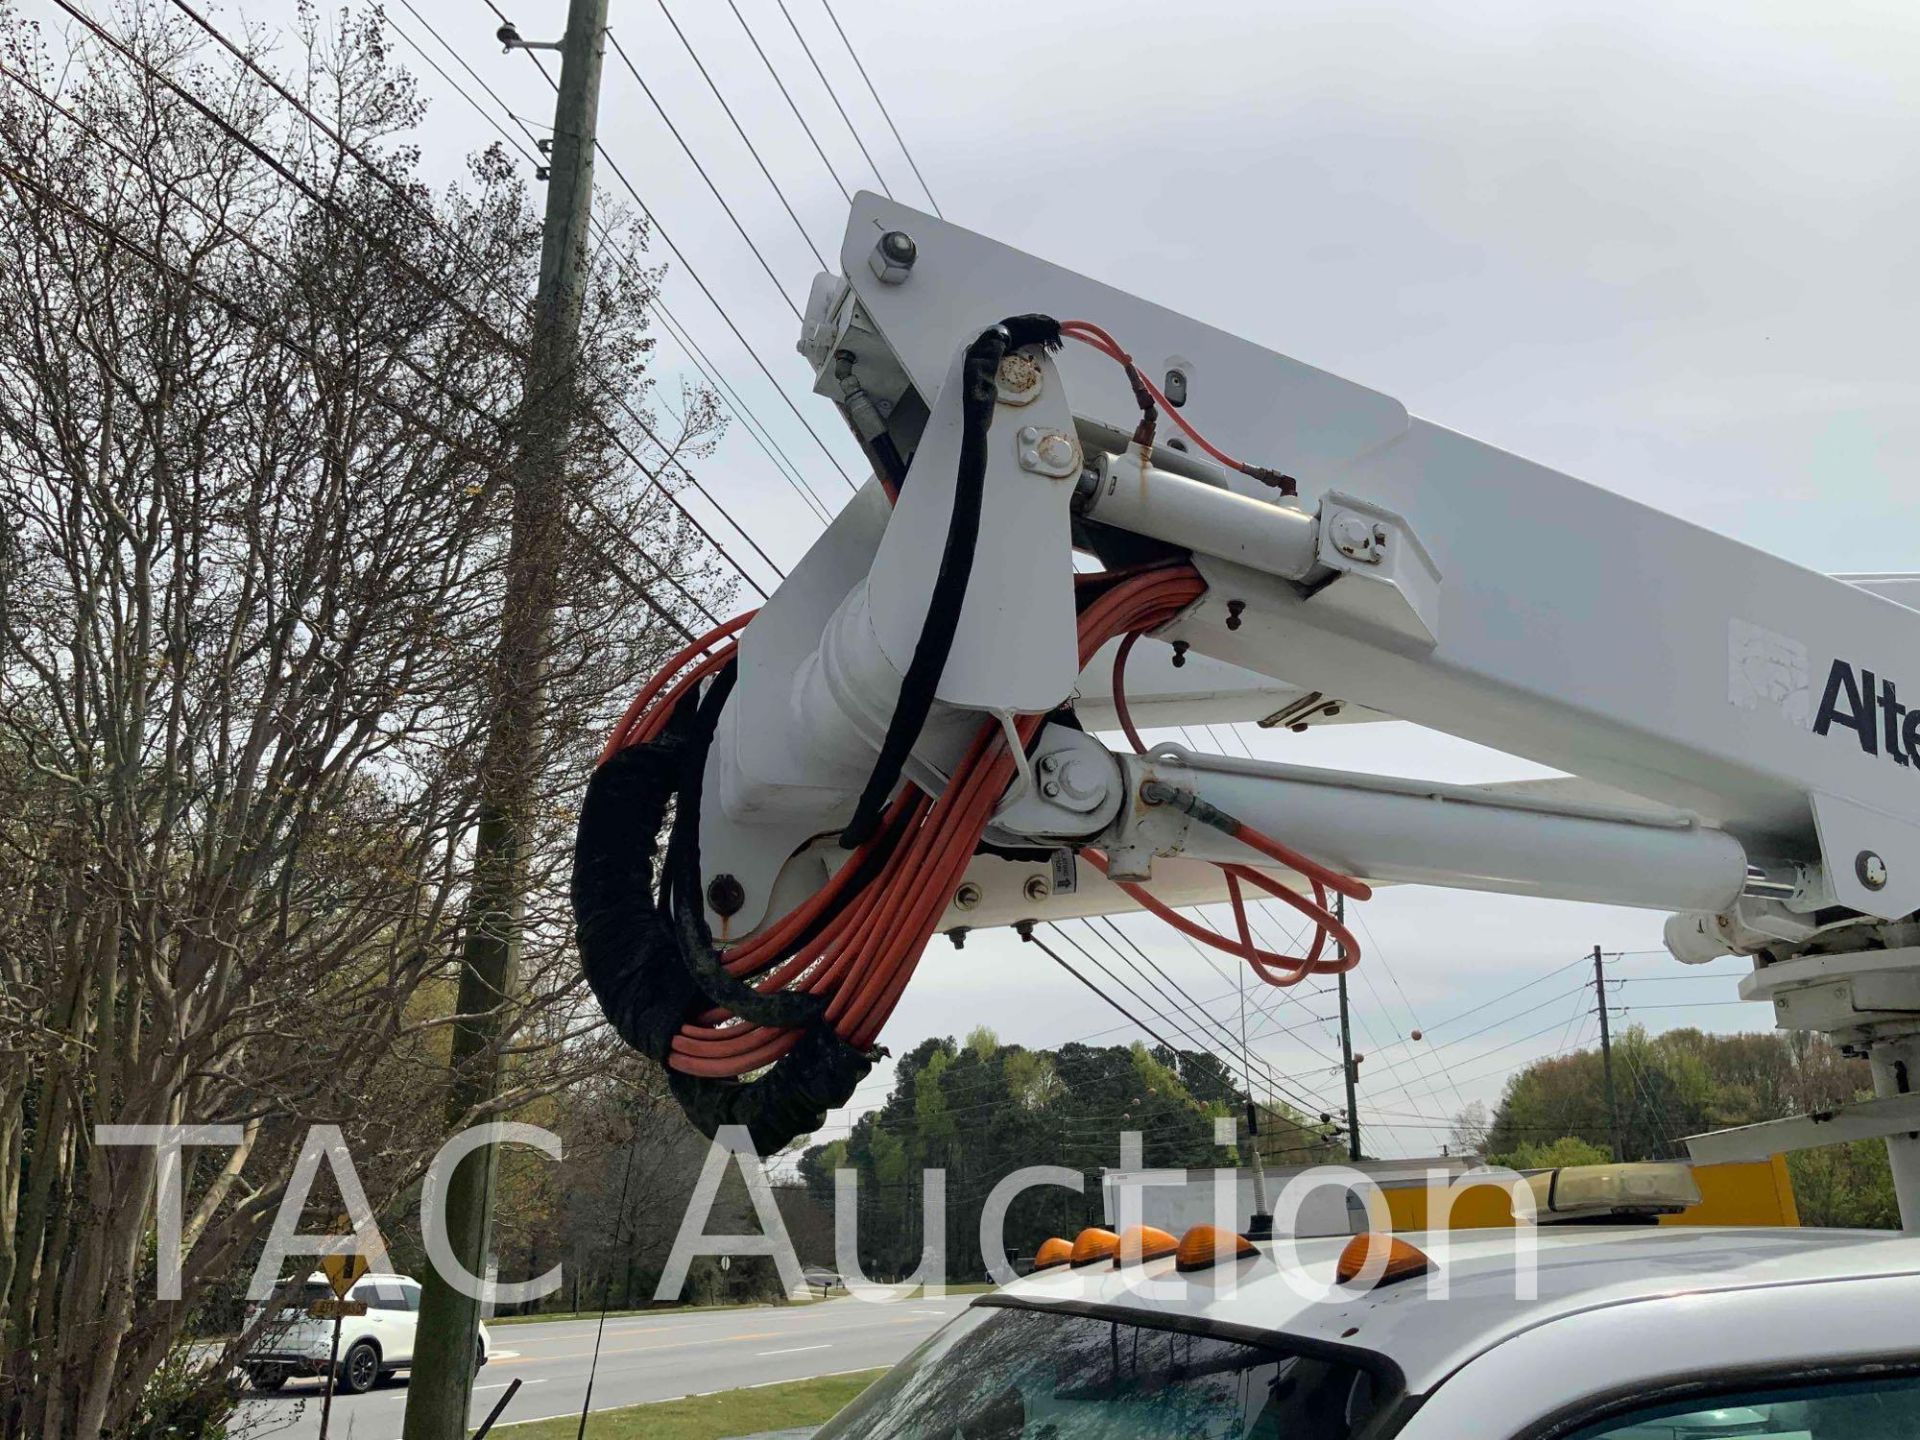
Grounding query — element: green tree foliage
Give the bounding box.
[1787,1140,1901,1230]
[1499,1136,1612,1170]
[1475,1027,1893,1228]
[799,1037,1340,1281]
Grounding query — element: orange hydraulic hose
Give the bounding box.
[599,448,1368,1078]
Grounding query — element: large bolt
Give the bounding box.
[954,881,983,911]
[1858,850,1889,891]
[706,873,746,917]
[869,229,917,285]
[1023,875,1051,902]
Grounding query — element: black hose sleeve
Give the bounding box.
[572,739,701,1063]
[667,1026,877,1154]
[662,663,826,1029]
[837,315,1062,848]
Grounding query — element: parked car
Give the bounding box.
[242,1272,491,1394]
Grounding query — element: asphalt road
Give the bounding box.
[232,1293,976,1439]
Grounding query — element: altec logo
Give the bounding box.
[1814,660,1920,766]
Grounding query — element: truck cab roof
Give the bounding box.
[995,1224,1920,1393]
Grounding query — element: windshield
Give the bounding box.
[815,1303,1388,1440]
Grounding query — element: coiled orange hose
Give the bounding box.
[598,316,1367,1077]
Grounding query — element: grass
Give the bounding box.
[483,1368,884,1439]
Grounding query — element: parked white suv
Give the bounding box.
[243,1272,491,1394]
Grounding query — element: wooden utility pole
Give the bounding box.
[1337,894,1361,1161]
[402,3,610,1435]
[1594,944,1622,1161]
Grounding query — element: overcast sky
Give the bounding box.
[42,0,1920,1157]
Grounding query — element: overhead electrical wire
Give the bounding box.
[771,0,893,199]
[718,0,854,204]
[1366,999,1595,1106]
[131,0,782,601]
[1063,919,1335,1122]
[385,5,836,534]
[815,0,942,215]
[641,1,831,269]
[1352,910,1470,1114]
[604,29,806,319]
[485,8,865,497]
[1086,916,1340,1119]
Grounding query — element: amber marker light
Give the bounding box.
[1174,1224,1259,1273]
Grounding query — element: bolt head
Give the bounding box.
[1041,780,1061,798]
[1018,426,1040,445]
[1330,513,1377,561]
[1857,850,1889,891]
[1023,875,1051,901]
[954,882,983,911]
[869,230,917,285]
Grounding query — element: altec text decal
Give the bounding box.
[1814,660,1920,765]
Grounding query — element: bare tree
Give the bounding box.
[0,4,726,1432]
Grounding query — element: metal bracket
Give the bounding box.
[1308,491,1442,648]
[1686,1091,1920,1166]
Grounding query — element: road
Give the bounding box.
[233,1292,975,1439]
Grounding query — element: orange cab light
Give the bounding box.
[1335,1233,1433,1288]
[1174,1224,1258,1273]
[1069,1227,1120,1267]
[1032,1237,1074,1271]
[1113,1224,1179,1267]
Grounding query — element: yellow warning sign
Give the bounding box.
[320,1252,369,1299]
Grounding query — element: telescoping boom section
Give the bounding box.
[572,196,1920,1223]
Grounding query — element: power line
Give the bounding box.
[771,0,892,198]
[603,29,805,320]
[1354,909,1470,1114]
[0,74,722,646]
[388,4,835,534]
[1052,923,1301,1115]
[1026,930,1187,1059]
[643,0,831,269]
[816,0,942,215]
[490,11,865,496]
[1364,953,1592,1064]
[1365,997,1594,1106]
[718,0,853,205]
[1082,918,1338,1120]
[139,0,780,600]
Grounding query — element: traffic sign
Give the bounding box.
[320,1252,369,1298]
[308,1298,369,1319]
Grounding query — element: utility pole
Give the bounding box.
[403,3,609,1436]
[1337,894,1361,1162]
[1593,944,1622,1162]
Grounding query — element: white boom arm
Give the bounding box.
[685,196,1920,1215]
